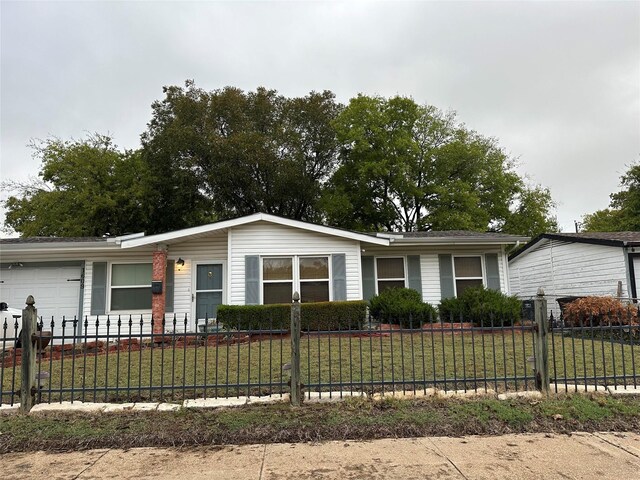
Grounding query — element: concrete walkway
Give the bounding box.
[1,432,639,479]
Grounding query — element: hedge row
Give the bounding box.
[216,300,368,331]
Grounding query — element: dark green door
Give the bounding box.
[195,263,223,321]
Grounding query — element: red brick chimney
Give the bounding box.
[151,246,168,334]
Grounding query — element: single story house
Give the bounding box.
[0,213,528,337]
[508,232,640,316]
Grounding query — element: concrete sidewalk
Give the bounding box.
[1,432,639,479]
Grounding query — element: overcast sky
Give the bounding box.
[1,1,639,235]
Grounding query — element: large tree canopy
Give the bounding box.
[3,83,558,238]
[3,134,150,237]
[582,162,640,232]
[141,81,342,231]
[322,95,557,234]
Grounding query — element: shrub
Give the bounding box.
[563,297,638,327]
[216,300,367,331]
[438,286,521,327]
[368,288,438,327]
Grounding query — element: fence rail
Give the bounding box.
[1,293,639,410]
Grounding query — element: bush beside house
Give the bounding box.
[368,288,438,327]
[438,286,521,327]
[562,297,638,327]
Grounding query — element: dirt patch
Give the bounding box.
[1,394,639,453]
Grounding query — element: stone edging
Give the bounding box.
[0,386,637,414]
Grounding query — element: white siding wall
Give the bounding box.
[82,252,155,336]
[509,239,629,316]
[363,245,507,305]
[229,222,362,304]
[634,256,640,301]
[167,233,228,319]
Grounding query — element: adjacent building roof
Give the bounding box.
[509,231,640,261]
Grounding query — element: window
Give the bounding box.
[110,263,152,310]
[376,257,406,293]
[263,258,293,304]
[299,257,329,303]
[262,256,331,304]
[453,256,483,296]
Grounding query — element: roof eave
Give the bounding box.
[390,237,529,246]
[0,242,120,253]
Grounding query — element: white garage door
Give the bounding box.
[0,265,82,340]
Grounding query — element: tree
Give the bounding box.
[582,163,640,232]
[3,134,151,237]
[140,81,342,230]
[322,95,556,235]
[500,186,559,237]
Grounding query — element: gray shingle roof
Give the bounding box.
[386,230,525,239]
[544,232,640,245]
[0,237,107,244]
[509,231,640,261]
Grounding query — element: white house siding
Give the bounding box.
[79,234,229,335]
[509,239,630,317]
[166,232,228,320]
[82,250,155,336]
[361,245,508,306]
[228,222,363,305]
[634,256,640,301]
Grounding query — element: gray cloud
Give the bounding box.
[1,1,639,234]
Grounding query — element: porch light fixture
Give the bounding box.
[176,258,185,270]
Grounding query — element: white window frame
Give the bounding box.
[261,257,295,305]
[107,261,153,313]
[452,255,485,297]
[260,255,333,304]
[374,256,407,294]
[298,255,332,303]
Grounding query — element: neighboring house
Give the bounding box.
[0,213,527,337]
[509,232,640,317]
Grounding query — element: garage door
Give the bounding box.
[0,265,82,340]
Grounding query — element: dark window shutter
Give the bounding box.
[361,257,376,301]
[165,260,175,312]
[407,255,423,300]
[245,255,260,305]
[485,253,501,291]
[91,262,107,315]
[332,254,347,301]
[438,254,455,299]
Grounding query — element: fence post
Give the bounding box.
[20,295,37,412]
[533,287,550,395]
[290,292,302,406]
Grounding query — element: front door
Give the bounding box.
[194,263,223,323]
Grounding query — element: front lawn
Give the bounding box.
[1,330,637,404]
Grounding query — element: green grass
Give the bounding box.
[1,395,639,453]
[1,331,638,404]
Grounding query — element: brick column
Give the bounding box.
[151,247,168,333]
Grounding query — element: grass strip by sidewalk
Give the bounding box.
[1,394,639,453]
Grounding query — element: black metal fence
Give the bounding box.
[1,301,638,407]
